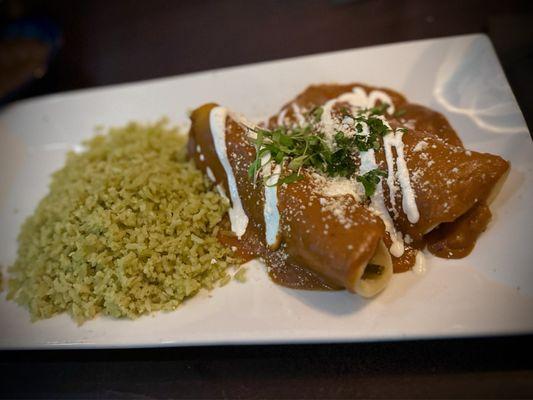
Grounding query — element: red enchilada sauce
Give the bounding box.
[426,203,492,259]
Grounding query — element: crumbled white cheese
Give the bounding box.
[413,140,428,152]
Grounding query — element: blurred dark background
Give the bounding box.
[1,0,532,126]
[1,1,532,398]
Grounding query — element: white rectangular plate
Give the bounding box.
[1,34,532,349]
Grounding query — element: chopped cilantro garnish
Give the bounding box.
[310,106,324,122]
[356,169,387,198]
[368,102,390,115]
[337,115,391,152]
[393,108,407,118]
[247,106,392,190]
[275,172,303,186]
[247,125,331,185]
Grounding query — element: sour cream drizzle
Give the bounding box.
[209,106,249,238]
[276,108,288,127]
[248,121,284,247]
[360,149,405,257]
[261,152,282,247]
[391,130,420,224]
[382,125,420,224]
[382,132,398,214]
[205,167,216,182]
[291,103,306,126]
[413,251,426,275]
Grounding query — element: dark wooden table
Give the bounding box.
[1,0,532,398]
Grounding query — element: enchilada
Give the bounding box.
[187,83,509,295]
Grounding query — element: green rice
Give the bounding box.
[8,120,239,323]
[234,267,247,283]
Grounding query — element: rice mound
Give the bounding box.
[8,120,238,323]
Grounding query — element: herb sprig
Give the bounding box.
[247,125,328,186]
[338,103,392,152]
[247,104,391,196]
[357,169,388,197]
[393,108,407,118]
